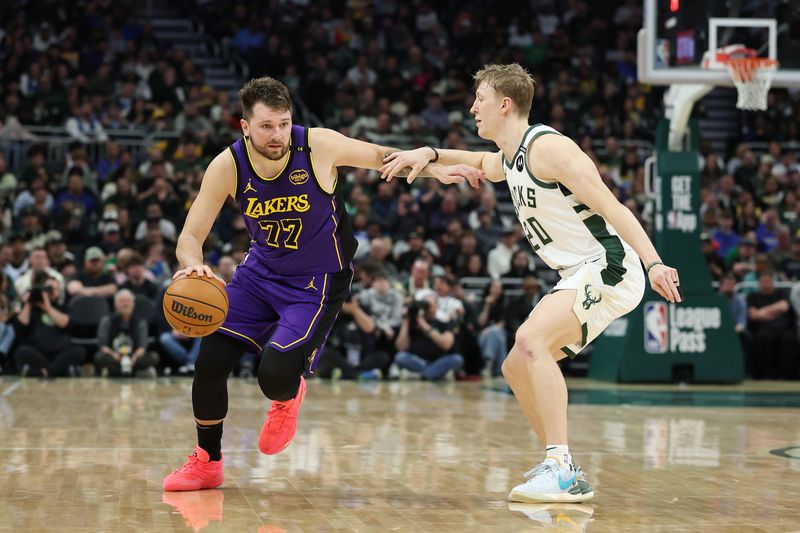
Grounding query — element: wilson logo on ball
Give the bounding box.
[171,301,214,323]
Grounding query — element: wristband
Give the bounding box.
[429,146,439,163]
[646,261,663,274]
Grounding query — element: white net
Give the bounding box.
[724,58,778,111]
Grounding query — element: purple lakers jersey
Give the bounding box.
[228,125,357,276]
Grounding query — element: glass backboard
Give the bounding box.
[638,0,800,86]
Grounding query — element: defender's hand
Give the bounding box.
[434,164,484,188]
[381,148,433,183]
[648,264,682,303]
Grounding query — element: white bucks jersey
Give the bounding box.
[503,124,633,284]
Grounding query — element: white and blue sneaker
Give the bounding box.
[508,458,594,503]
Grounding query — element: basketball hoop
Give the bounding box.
[717,49,778,111]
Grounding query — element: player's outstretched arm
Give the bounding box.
[310,128,485,187]
[380,146,505,185]
[529,134,683,304]
[174,151,236,280]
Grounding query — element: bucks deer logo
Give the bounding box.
[582,284,602,310]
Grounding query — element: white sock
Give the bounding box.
[546,444,574,471]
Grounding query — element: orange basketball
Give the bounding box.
[163,273,229,337]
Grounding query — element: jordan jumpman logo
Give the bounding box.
[243,179,256,194]
[304,277,318,291]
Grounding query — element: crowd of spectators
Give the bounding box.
[0,0,799,380]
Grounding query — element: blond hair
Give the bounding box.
[473,64,536,118]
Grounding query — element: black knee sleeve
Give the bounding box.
[192,332,248,420]
[257,346,307,401]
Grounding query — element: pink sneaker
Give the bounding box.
[163,447,224,491]
[258,376,307,455]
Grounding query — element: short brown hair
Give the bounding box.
[473,63,536,118]
[239,77,293,120]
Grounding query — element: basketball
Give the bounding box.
[162,273,229,337]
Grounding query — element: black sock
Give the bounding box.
[196,422,223,461]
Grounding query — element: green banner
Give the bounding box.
[589,120,743,383]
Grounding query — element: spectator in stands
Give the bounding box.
[445,230,481,276]
[768,227,793,274]
[420,93,450,137]
[360,237,397,278]
[477,279,507,377]
[394,292,463,381]
[104,175,139,213]
[791,282,800,341]
[174,102,213,134]
[134,203,177,242]
[504,275,544,337]
[747,272,799,379]
[346,55,377,88]
[139,172,181,217]
[711,210,740,258]
[54,167,97,218]
[715,174,737,212]
[0,293,14,374]
[66,247,117,300]
[94,289,159,377]
[13,176,52,217]
[356,269,403,345]
[65,102,108,143]
[139,147,174,179]
[755,209,781,252]
[96,141,122,183]
[459,252,489,278]
[367,181,395,222]
[99,222,125,255]
[14,246,64,299]
[702,232,727,281]
[389,193,425,237]
[402,258,432,300]
[428,189,465,239]
[0,153,16,202]
[779,234,800,281]
[4,235,28,283]
[17,209,46,245]
[737,201,760,235]
[317,292,391,381]
[503,249,535,279]
[727,237,757,280]
[45,234,74,273]
[121,253,158,300]
[472,208,503,250]
[13,271,85,377]
[215,256,236,284]
[735,151,759,196]
[432,275,465,324]
[159,328,201,375]
[718,273,751,376]
[487,227,519,279]
[397,232,427,273]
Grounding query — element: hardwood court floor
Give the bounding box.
[0,376,798,532]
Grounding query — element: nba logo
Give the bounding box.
[644,302,668,353]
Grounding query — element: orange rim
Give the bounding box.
[718,55,779,83]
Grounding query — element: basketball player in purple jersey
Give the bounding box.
[163,77,482,491]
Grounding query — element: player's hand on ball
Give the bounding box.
[648,263,682,303]
[173,264,215,280]
[381,148,432,183]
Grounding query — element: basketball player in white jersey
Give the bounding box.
[380,63,681,503]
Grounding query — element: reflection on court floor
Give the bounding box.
[0,377,797,531]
